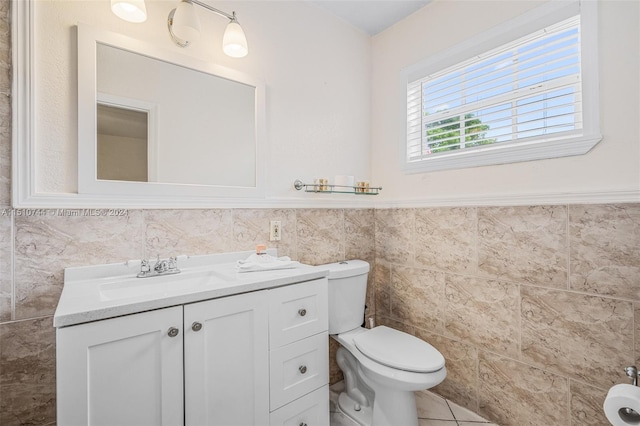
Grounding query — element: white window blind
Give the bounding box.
[407,15,583,163]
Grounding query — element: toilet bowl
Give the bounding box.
[333,326,446,426]
[322,260,446,426]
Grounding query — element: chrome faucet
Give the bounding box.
[137,255,181,278]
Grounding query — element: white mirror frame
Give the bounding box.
[12,0,266,208]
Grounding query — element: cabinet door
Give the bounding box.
[56,306,184,426]
[184,291,269,426]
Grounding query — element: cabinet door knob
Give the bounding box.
[192,322,203,332]
[298,308,307,317]
[299,365,307,374]
[299,423,308,426]
[167,327,180,337]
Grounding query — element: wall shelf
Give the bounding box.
[293,179,382,195]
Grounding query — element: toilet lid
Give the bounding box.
[353,326,445,373]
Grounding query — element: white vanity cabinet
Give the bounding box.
[56,268,329,426]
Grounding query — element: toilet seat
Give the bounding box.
[353,326,445,373]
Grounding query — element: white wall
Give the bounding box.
[33,0,372,201]
[371,0,640,206]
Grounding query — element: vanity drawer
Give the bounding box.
[269,332,329,410]
[269,278,328,348]
[269,385,329,426]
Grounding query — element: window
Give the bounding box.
[402,1,601,173]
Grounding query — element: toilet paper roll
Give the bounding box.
[604,384,640,425]
[334,175,355,189]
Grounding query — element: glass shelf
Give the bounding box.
[293,179,381,195]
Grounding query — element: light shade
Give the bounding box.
[172,0,201,43]
[223,21,248,58]
[111,0,147,23]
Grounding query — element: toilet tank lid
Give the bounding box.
[323,260,370,279]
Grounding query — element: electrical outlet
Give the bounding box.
[269,220,281,241]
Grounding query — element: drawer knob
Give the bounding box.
[192,322,202,332]
[298,308,307,317]
[299,423,307,426]
[167,327,179,338]
[299,365,307,374]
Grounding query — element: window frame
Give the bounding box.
[400,0,601,174]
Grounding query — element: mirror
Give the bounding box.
[77,24,265,200]
[95,43,256,187]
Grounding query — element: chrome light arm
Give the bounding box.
[190,0,238,22]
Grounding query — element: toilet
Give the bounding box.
[323,260,446,426]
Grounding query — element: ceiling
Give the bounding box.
[310,0,431,35]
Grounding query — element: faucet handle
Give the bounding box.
[136,259,152,277]
[168,256,177,270]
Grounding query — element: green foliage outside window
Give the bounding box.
[425,114,496,154]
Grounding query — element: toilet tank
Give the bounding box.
[321,260,370,335]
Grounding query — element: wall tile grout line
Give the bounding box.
[378,257,639,305]
[566,204,571,291]
[389,314,613,395]
[10,212,14,322]
[471,207,480,413]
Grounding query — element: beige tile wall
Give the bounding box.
[10,195,637,425]
[374,205,640,426]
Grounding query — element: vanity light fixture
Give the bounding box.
[110,0,147,23]
[167,0,249,58]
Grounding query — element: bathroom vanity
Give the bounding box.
[54,251,329,426]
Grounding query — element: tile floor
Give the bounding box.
[329,382,498,426]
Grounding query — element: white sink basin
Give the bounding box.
[99,269,229,301]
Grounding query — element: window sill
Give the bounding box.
[402,133,603,174]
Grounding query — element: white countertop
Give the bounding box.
[54,250,329,328]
